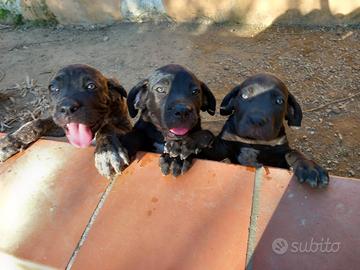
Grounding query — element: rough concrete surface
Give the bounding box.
[0,22,359,178]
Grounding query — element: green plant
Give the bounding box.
[0,8,23,25]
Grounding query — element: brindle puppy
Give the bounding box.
[124,64,216,176]
[206,73,329,188]
[0,64,131,178]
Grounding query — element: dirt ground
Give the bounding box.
[0,22,359,177]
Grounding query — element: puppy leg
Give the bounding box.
[170,156,193,177]
[159,153,193,177]
[164,130,214,160]
[286,150,329,188]
[0,117,57,162]
[159,153,172,175]
[164,140,182,158]
[170,157,183,177]
[95,125,131,179]
[179,156,193,175]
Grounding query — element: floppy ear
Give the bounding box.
[200,82,216,115]
[107,78,127,98]
[286,92,303,127]
[220,86,240,116]
[127,79,148,118]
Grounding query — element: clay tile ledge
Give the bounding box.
[0,137,359,270]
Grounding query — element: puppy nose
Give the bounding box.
[249,114,268,127]
[172,104,193,119]
[59,100,81,115]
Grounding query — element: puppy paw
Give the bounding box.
[0,136,22,162]
[293,159,329,188]
[164,138,202,160]
[164,141,182,158]
[95,136,130,179]
[159,153,172,175]
[179,158,192,175]
[178,140,200,160]
[159,153,193,177]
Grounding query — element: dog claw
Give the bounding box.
[119,149,130,165]
[293,159,329,188]
[164,139,202,160]
[95,135,129,179]
[159,153,193,177]
[159,154,171,175]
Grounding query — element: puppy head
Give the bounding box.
[220,73,302,141]
[49,64,127,148]
[127,64,216,137]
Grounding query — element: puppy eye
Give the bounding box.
[192,88,200,95]
[87,83,96,90]
[241,93,249,99]
[49,84,59,92]
[155,86,165,93]
[276,97,284,105]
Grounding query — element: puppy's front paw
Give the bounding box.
[293,159,329,188]
[0,136,22,162]
[164,140,182,158]
[159,153,192,177]
[178,140,199,160]
[95,136,130,179]
[164,138,200,160]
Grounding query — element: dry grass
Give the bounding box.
[0,77,50,132]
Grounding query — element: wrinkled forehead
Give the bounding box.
[51,66,105,85]
[149,69,198,87]
[148,70,174,86]
[239,81,287,99]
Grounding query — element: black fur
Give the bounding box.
[206,73,329,188]
[124,64,216,176]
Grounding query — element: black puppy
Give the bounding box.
[0,64,131,178]
[208,73,329,188]
[125,64,216,176]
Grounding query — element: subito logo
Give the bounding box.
[272,238,289,255]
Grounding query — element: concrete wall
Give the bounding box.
[164,0,360,25]
[0,0,21,13]
[1,0,359,26]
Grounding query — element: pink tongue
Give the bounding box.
[170,128,190,136]
[65,123,93,148]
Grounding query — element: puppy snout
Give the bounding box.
[59,99,81,115]
[171,104,193,119]
[248,114,268,127]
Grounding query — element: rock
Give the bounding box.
[103,36,109,42]
[330,106,341,114]
[56,25,64,31]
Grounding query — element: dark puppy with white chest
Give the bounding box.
[208,73,329,188]
[125,64,216,176]
[0,64,131,178]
